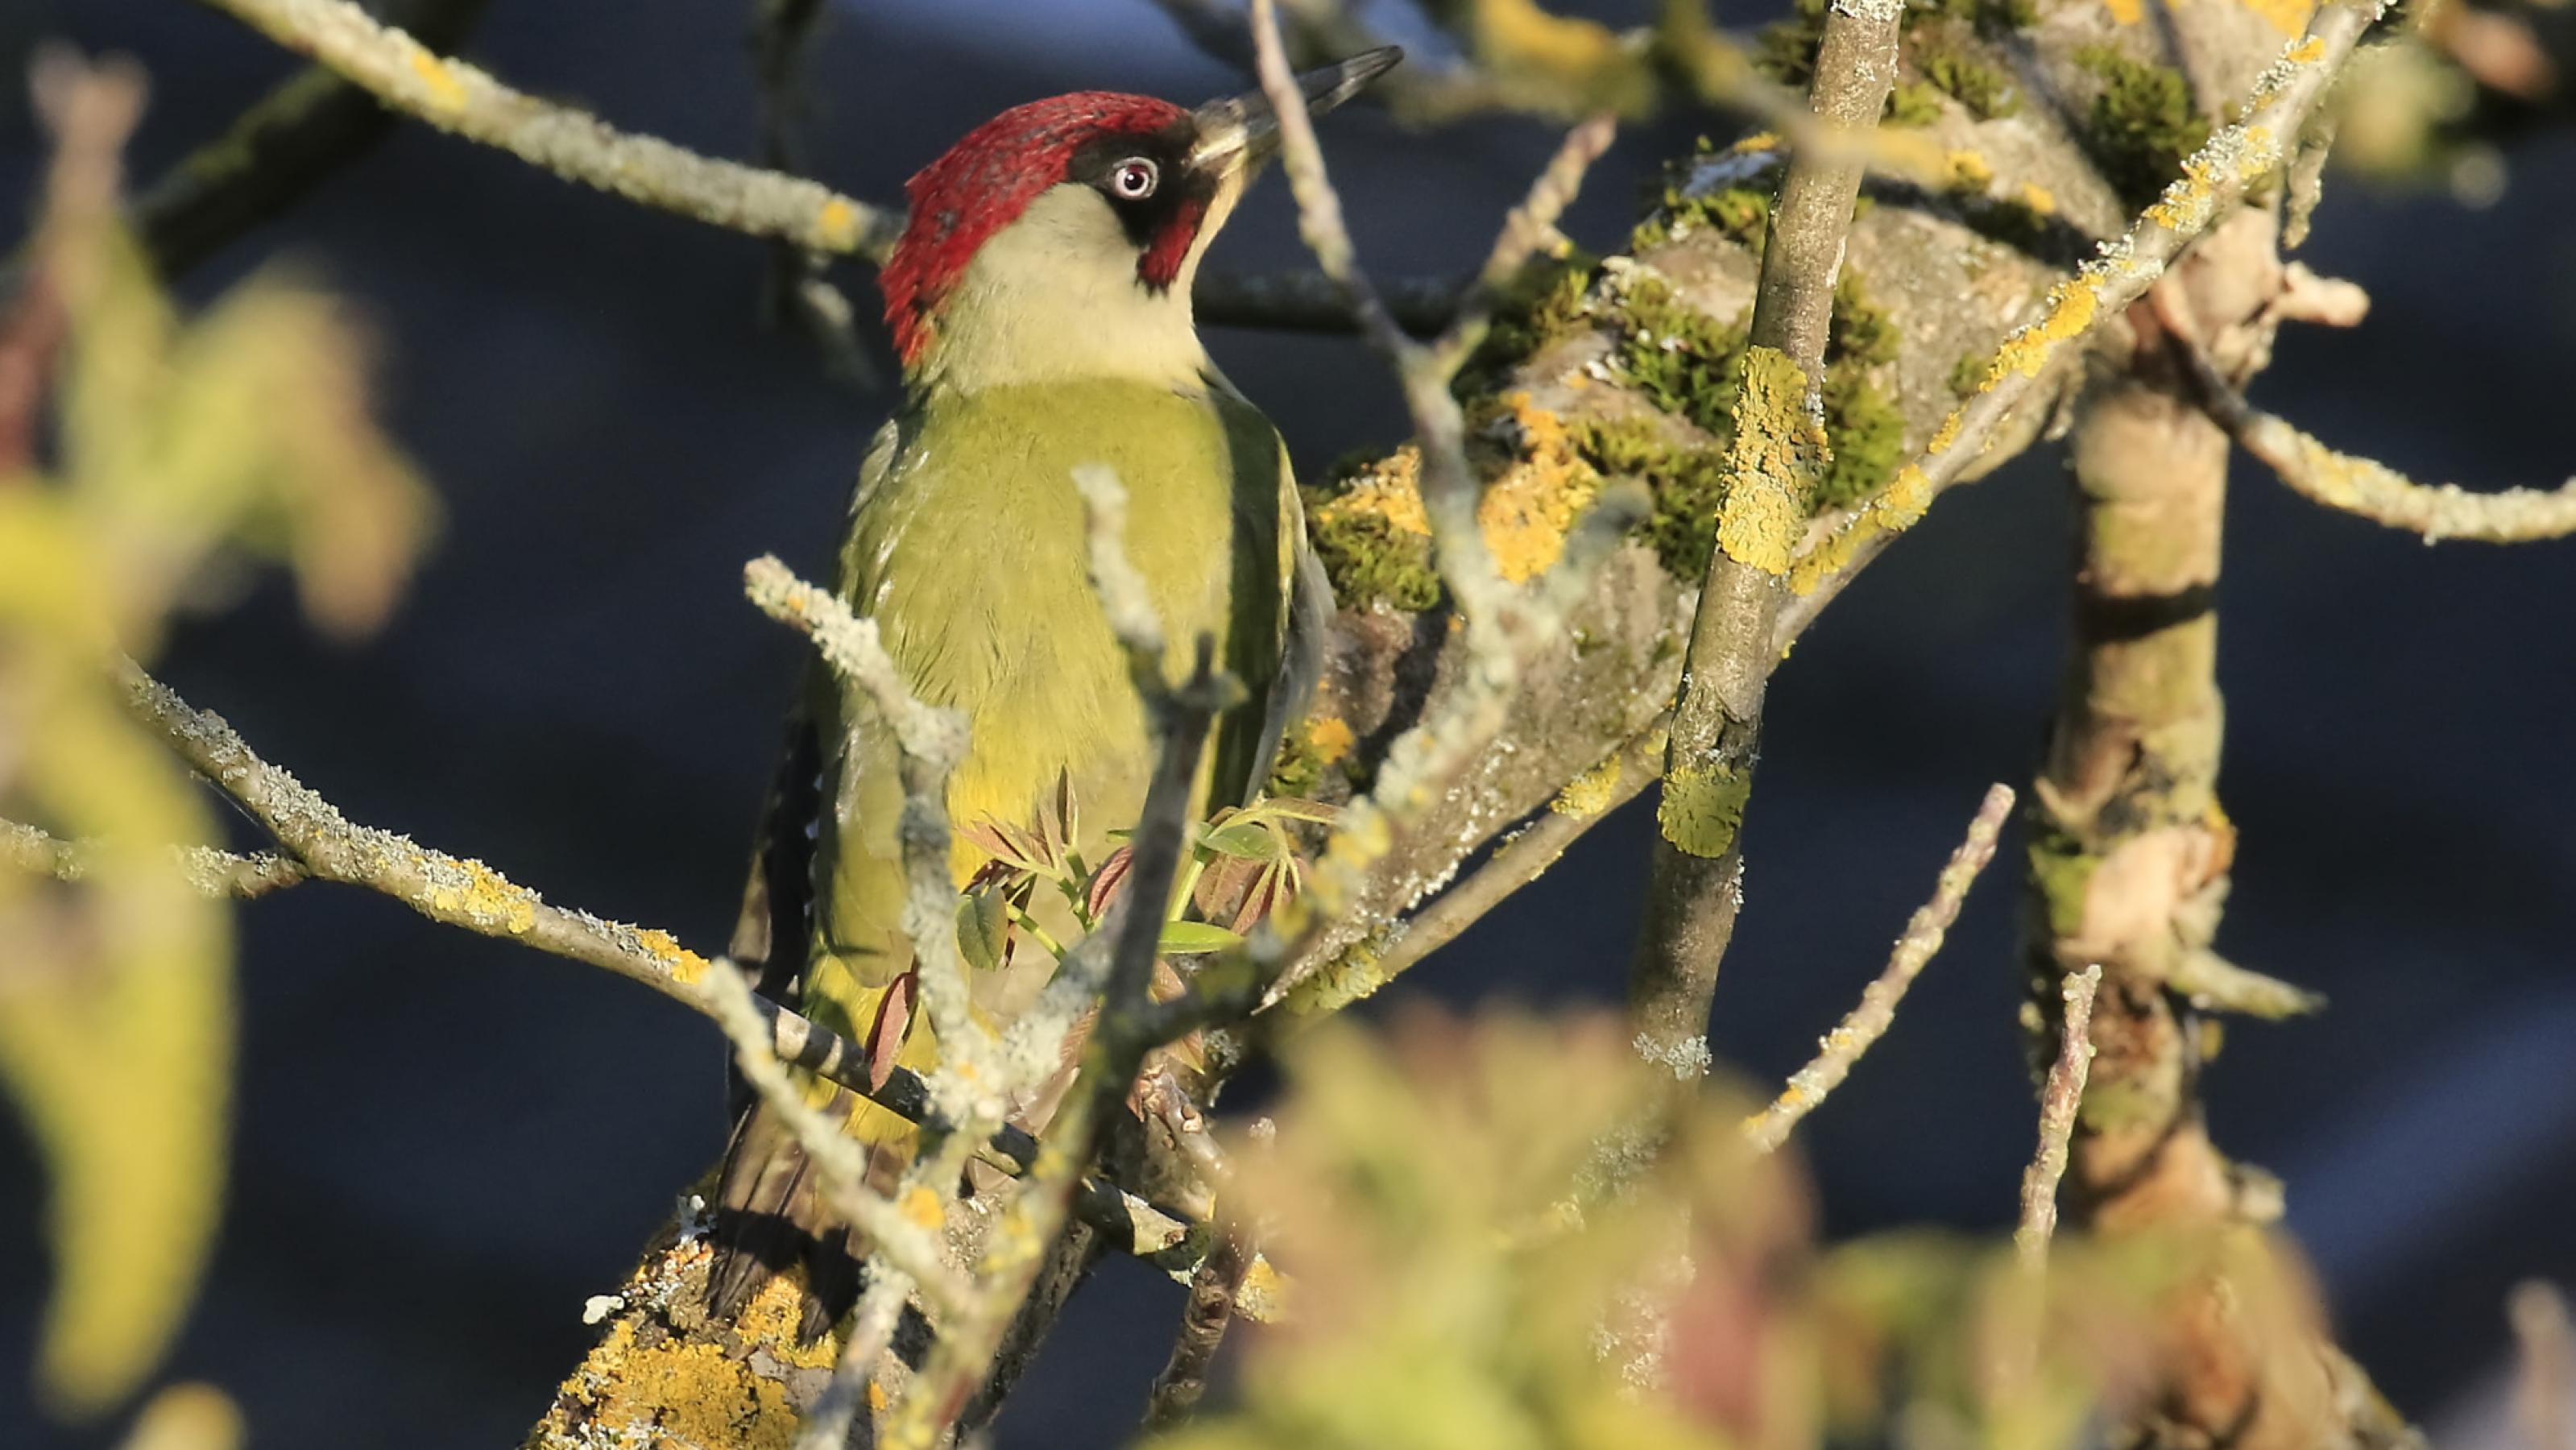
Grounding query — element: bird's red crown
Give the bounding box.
[880,92,1193,369]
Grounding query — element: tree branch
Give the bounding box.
[1742,782,2015,1154]
[2015,964,2099,1269]
[2180,346,2576,544]
[1140,1226,1251,1431]
[1627,0,1903,1079]
[1194,267,1460,334]
[2,817,307,899]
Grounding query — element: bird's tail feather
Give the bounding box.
[707,1088,909,1343]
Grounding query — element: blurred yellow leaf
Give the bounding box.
[56,228,436,641]
[0,656,231,1417]
[1150,1009,1792,1450]
[1,53,433,1419]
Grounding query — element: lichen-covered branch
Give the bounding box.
[2014,964,2098,1268]
[1626,0,1902,1079]
[110,657,1196,1245]
[193,0,904,259]
[1247,0,1651,1016]
[2183,351,2576,544]
[1789,0,2391,599]
[2,817,306,899]
[118,657,735,1004]
[1742,782,2014,1154]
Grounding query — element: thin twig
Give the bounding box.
[2015,964,2102,1270]
[1628,0,1903,1080]
[1743,783,2015,1154]
[1288,718,1665,1016]
[745,0,874,388]
[1141,1228,1252,1431]
[1070,466,1170,698]
[193,0,903,259]
[879,645,1230,1450]
[2177,346,2576,544]
[796,1270,909,1450]
[1426,112,1619,378]
[1194,268,1460,334]
[1788,0,2392,601]
[2,818,308,899]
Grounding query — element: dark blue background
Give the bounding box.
[4,0,2572,1444]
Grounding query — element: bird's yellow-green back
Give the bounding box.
[815,374,1295,998]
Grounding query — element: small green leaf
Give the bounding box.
[1158,921,1246,955]
[956,885,1012,973]
[1201,820,1282,861]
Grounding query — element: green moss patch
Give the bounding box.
[2077,46,2213,209]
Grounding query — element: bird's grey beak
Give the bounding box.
[1188,47,1402,178]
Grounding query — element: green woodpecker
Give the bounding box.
[708,50,1399,1336]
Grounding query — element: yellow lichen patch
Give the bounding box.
[900,1184,946,1232]
[2285,35,2325,62]
[1713,347,1822,576]
[2243,0,2316,34]
[558,1322,801,1449]
[1787,462,1934,596]
[1990,278,2100,382]
[816,197,865,252]
[404,48,468,116]
[2105,0,2146,20]
[868,1380,891,1413]
[1306,715,1356,767]
[1476,394,1602,582]
[430,858,538,934]
[1314,396,1604,586]
[637,928,710,984]
[1236,1254,1290,1323]
[1316,449,1431,538]
[1944,149,1996,193]
[1551,751,1625,818]
[2019,182,2058,216]
[1732,131,1784,155]
[1659,762,1751,859]
[2145,124,2283,230]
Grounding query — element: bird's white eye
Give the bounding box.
[1108,158,1159,201]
